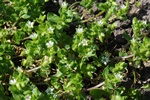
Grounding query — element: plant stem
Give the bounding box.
[81,9,87,19]
[69,1,81,9]
[27,66,41,73]
[113,54,134,61]
[84,81,105,91]
[122,54,134,59]
[82,11,104,23]
[21,36,32,42]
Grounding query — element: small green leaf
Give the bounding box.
[53,69,62,77]
[21,14,30,19]
[105,82,114,89]
[132,17,138,25]
[47,12,60,23]
[36,15,46,23]
[141,84,150,89]
[90,88,110,99]
[80,0,94,9]
[123,32,131,42]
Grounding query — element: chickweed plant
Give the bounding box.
[0,0,149,99]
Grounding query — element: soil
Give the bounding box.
[44,0,150,99]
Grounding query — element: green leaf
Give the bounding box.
[123,32,131,42]
[21,14,30,19]
[102,67,109,79]
[98,33,105,43]
[47,12,60,23]
[97,2,111,11]
[53,69,62,77]
[143,37,150,45]
[141,84,150,89]
[80,0,94,9]
[105,82,114,89]
[112,95,125,100]
[132,17,138,25]
[90,89,110,99]
[36,14,46,23]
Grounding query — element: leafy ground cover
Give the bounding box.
[0,0,150,99]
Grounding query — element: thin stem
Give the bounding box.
[85,81,105,91]
[113,54,134,61]
[27,66,41,73]
[44,78,50,82]
[122,54,134,59]
[21,36,32,42]
[81,9,87,19]
[69,1,81,9]
[82,11,104,23]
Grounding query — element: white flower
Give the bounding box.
[47,26,54,33]
[76,28,83,33]
[81,39,88,46]
[53,0,57,3]
[9,79,16,85]
[102,57,109,65]
[97,20,103,26]
[46,40,54,48]
[65,45,70,50]
[131,38,136,43]
[29,33,38,39]
[121,4,126,9]
[46,87,54,94]
[92,45,96,51]
[26,21,34,28]
[7,40,11,43]
[25,95,31,100]
[101,55,109,65]
[17,67,23,72]
[66,64,71,68]
[142,21,147,25]
[61,2,68,8]
[115,73,123,80]
[53,94,57,98]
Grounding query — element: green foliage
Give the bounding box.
[90,88,110,99]
[80,0,94,9]
[9,69,42,100]
[0,0,149,99]
[103,62,127,90]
